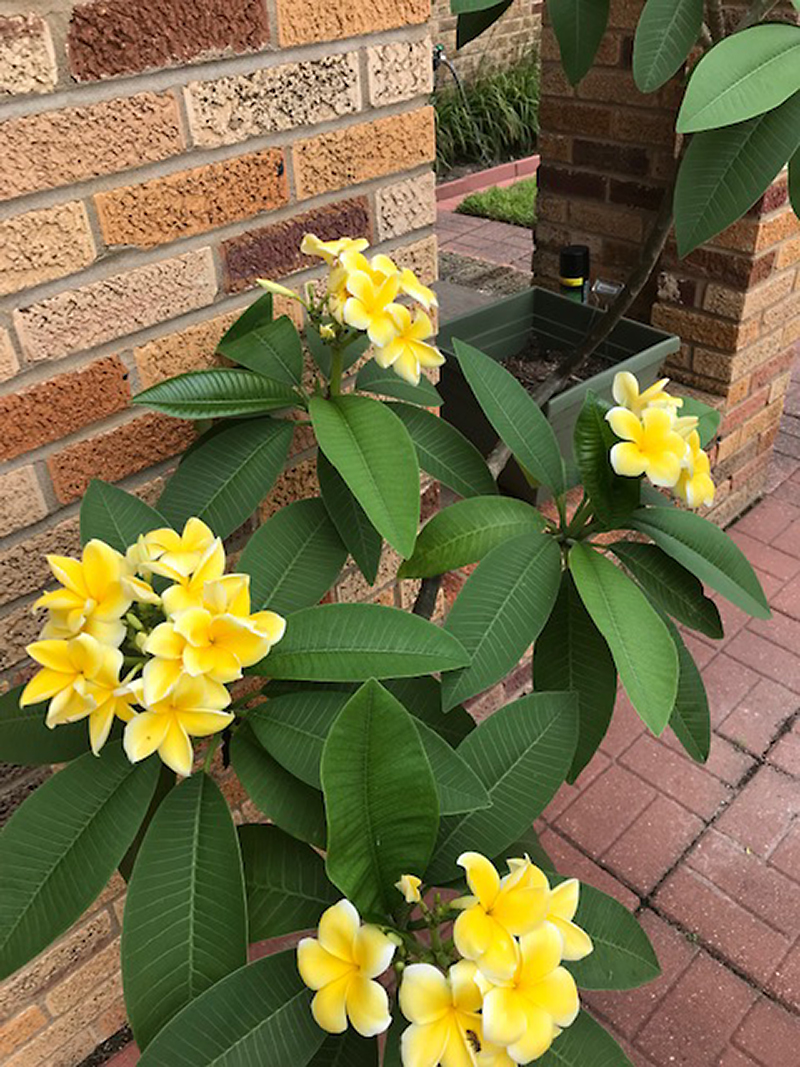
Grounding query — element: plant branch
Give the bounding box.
[706,0,726,42]
[412,575,442,619]
[736,0,778,31]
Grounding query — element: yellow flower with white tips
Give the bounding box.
[612,371,682,418]
[452,852,549,982]
[504,860,593,962]
[398,267,438,312]
[140,621,188,705]
[605,406,689,488]
[374,306,445,387]
[137,517,217,581]
[396,874,423,904]
[477,924,580,1064]
[676,430,715,509]
[159,537,226,617]
[297,900,395,1037]
[301,233,369,265]
[399,960,483,1067]
[21,634,112,724]
[123,674,233,777]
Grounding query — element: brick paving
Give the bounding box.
[436,206,533,273]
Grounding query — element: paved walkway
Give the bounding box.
[436,208,533,273]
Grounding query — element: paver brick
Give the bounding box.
[555,764,656,858]
[700,653,759,726]
[0,14,56,96]
[0,201,96,297]
[716,766,800,859]
[768,939,800,1009]
[718,676,798,755]
[0,467,48,538]
[734,998,800,1066]
[366,37,433,107]
[599,691,647,758]
[729,529,800,581]
[275,0,430,47]
[603,796,702,895]
[537,828,640,910]
[769,722,800,777]
[620,734,730,820]
[726,629,800,693]
[733,496,800,544]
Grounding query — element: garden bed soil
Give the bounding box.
[505,341,615,400]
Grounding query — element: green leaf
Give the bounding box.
[536,1010,634,1065]
[674,91,800,257]
[310,1031,379,1066]
[454,1,514,49]
[80,480,167,552]
[230,724,326,847]
[134,369,300,419]
[452,338,565,495]
[321,681,439,915]
[568,886,661,990]
[426,691,578,882]
[386,401,497,500]
[119,763,175,883]
[0,687,88,765]
[399,496,544,578]
[442,532,562,710]
[317,452,383,585]
[632,0,703,93]
[136,951,324,1067]
[663,618,711,763]
[573,391,639,529]
[382,1019,405,1067]
[383,677,475,749]
[548,0,610,86]
[569,543,678,735]
[493,826,554,876]
[356,361,442,407]
[217,314,304,387]
[677,24,800,133]
[790,147,800,219]
[306,329,369,379]
[310,395,419,558]
[252,603,470,681]
[610,541,723,639]
[534,571,617,783]
[0,744,159,980]
[122,774,247,1049]
[631,506,771,619]
[678,396,722,448]
[238,824,338,941]
[412,717,491,815]
[158,417,293,539]
[238,499,347,613]
[218,292,274,344]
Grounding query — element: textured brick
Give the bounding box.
[718,676,797,755]
[14,248,217,362]
[0,202,95,297]
[45,939,121,1015]
[569,200,642,242]
[375,171,436,241]
[0,328,18,382]
[221,196,371,293]
[611,107,676,146]
[276,0,429,46]
[620,734,730,820]
[185,53,360,148]
[776,233,800,271]
[95,150,288,249]
[0,356,130,462]
[393,233,438,286]
[0,14,56,96]
[651,305,743,351]
[538,99,611,138]
[0,1004,46,1057]
[735,999,800,1067]
[556,764,655,857]
[716,766,800,859]
[366,37,432,106]
[258,458,318,521]
[47,413,195,505]
[0,516,81,607]
[538,164,606,201]
[0,467,48,538]
[293,108,435,200]
[572,139,649,177]
[134,309,239,387]
[604,796,703,893]
[0,93,184,201]
[68,0,268,81]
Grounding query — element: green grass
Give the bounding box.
[435,54,539,174]
[456,177,538,228]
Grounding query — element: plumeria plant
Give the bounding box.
[0,234,770,1067]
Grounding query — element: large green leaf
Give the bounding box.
[122,775,247,1049]
[493,826,554,876]
[238,824,338,941]
[158,417,293,538]
[610,540,723,638]
[251,603,469,681]
[426,692,578,882]
[384,677,475,749]
[317,452,382,585]
[399,496,545,579]
[573,391,639,529]
[569,544,678,735]
[548,0,610,86]
[441,532,562,710]
[674,91,800,257]
[662,618,711,763]
[678,24,800,133]
[80,480,166,552]
[568,884,661,990]
[310,1031,379,1066]
[537,1010,633,1065]
[134,369,300,419]
[230,725,326,847]
[310,395,419,558]
[218,314,304,387]
[219,292,273,342]
[355,361,442,407]
[118,763,175,883]
[454,0,514,49]
[452,339,565,495]
[791,148,800,219]
[0,687,88,766]
[678,396,721,448]
[631,506,770,618]
[534,571,617,782]
[386,402,497,499]
[137,951,324,1067]
[321,681,439,915]
[0,744,159,980]
[412,717,492,815]
[632,0,703,93]
[238,499,347,613]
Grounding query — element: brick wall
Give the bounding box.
[535,0,800,524]
[432,0,542,80]
[0,1,438,1062]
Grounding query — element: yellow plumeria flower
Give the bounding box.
[20,634,115,729]
[137,517,217,580]
[452,852,549,982]
[141,620,188,705]
[477,1045,516,1066]
[612,371,682,418]
[606,406,689,488]
[478,924,579,1064]
[256,278,304,303]
[396,874,423,904]
[297,899,395,1037]
[505,860,593,961]
[159,537,226,617]
[676,430,715,509]
[374,306,445,387]
[399,960,483,1067]
[301,233,369,265]
[342,265,402,347]
[398,267,438,312]
[123,674,233,777]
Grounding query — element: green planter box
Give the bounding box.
[437,286,680,499]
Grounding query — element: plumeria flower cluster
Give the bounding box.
[259,233,445,387]
[605,371,715,508]
[297,850,593,1065]
[20,518,285,777]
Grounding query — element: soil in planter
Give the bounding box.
[504,334,615,398]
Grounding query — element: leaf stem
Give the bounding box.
[329,346,343,397]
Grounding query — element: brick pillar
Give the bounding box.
[535,0,799,523]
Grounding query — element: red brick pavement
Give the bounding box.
[436,206,533,273]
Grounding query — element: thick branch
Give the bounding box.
[411,575,441,619]
[706,0,726,42]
